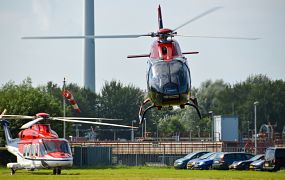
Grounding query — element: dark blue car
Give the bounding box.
[192,152,221,170]
[174,151,209,169]
[186,152,215,169]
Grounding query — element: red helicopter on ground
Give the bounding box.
[0,110,134,175]
[23,5,257,125]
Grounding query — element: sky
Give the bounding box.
[0,0,284,93]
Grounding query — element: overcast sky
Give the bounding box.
[0,0,284,92]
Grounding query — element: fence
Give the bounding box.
[71,141,223,166]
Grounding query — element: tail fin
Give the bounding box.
[158,5,163,29]
[0,120,14,144]
[0,109,14,144]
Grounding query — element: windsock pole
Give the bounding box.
[63,77,66,139]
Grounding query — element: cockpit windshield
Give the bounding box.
[42,139,71,154]
[148,59,191,94]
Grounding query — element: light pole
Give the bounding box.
[209,111,214,141]
[131,120,136,141]
[254,101,259,155]
[144,118,147,138]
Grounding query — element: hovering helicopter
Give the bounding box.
[23,5,258,125]
[0,110,134,175]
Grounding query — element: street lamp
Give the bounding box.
[254,101,259,155]
[131,120,136,141]
[209,111,214,141]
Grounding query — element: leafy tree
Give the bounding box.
[0,78,62,136]
[97,80,144,139]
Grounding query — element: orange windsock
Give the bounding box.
[62,90,81,113]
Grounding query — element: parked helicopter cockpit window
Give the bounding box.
[43,139,71,155]
[40,143,47,156]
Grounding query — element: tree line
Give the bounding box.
[0,74,284,141]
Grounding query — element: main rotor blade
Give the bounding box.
[173,7,222,31]
[0,109,7,119]
[55,117,123,121]
[176,35,259,40]
[20,117,43,129]
[53,118,137,128]
[22,34,151,40]
[2,115,35,119]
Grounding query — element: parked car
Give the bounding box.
[229,154,264,170]
[249,159,265,171]
[174,151,209,169]
[212,152,253,170]
[263,147,285,171]
[186,152,215,169]
[192,152,222,170]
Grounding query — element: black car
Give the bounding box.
[212,152,253,170]
[229,154,264,170]
[263,147,285,171]
[174,151,209,169]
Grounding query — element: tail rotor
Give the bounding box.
[158,5,163,29]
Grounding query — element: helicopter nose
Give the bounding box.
[163,83,178,95]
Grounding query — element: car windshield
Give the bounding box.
[265,149,275,160]
[199,152,214,159]
[184,152,196,159]
[249,154,264,161]
[43,139,71,154]
[213,152,223,160]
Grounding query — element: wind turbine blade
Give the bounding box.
[176,35,259,40]
[22,34,151,40]
[20,118,43,129]
[173,7,222,31]
[53,118,137,128]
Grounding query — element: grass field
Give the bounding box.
[1,166,285,180]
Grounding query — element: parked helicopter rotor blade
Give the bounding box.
[20,117,43,129]
[22,34,151,40]
[0,109,7,119]
[53,118,137,128]
[176,35,259,40]
[1,115,35,119]
[54,117,123,121]
[173,7,222,32]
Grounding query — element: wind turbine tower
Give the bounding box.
[84,0,95,92]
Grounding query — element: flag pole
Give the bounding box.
[63,77,66,139]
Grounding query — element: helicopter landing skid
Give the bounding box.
[185,102,202,119]
[185,97,202,119]
[139,99,161,125]
[139,104,156,125]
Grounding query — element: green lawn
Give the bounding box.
[0,166,285,180]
